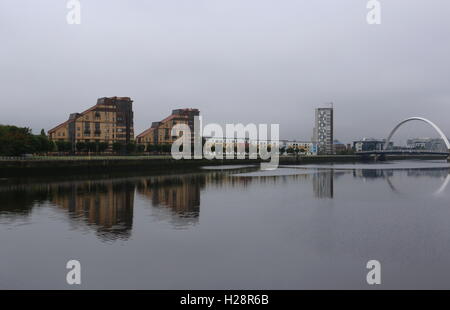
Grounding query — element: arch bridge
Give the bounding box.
[358,117,450,161]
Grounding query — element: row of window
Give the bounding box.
[84,112,116,121]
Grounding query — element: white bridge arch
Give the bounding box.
[384,117,450,151]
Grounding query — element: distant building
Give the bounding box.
[333,140,347,154]
[353,138,392,152]
[313,106,334,154]
[280,140,317,155]
[48,96,134,149]
[202,137,282,155]
[406,138,448,152]
[136,108,200,148]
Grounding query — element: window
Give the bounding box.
[84,122,91,135]
[94,123,101,136]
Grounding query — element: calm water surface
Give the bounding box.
[1,160,450,289]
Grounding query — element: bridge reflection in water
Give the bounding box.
[0,165,449,240]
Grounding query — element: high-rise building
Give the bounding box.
[48,97,134,149]
[313,105,334,154]
[136,108,200,148]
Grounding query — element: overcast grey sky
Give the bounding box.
[1,0,449,144]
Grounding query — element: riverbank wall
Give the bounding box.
[0,154,447,177]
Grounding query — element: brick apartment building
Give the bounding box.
[136,108,200,148]
[48,97,134,149]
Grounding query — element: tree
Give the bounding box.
[56,141,72,152]
[33,134,53,153]
[152,144,161,153]
[136,144,145,153]
[126,142,137,154]
[112,142,123,153]
[86,142,97,152]
[161,144,172,153]
[76,142,87,152]
[337,148,355,155]
[146,144,155,153]
[0,125,39,155]
[98,142,109,152]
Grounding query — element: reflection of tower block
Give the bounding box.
[313,171,334,199]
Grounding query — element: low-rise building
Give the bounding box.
[333,140,348,154]
[136,108,200,148]
[202,137,282,156]
[280,140,317,155]
[353,138,392,152]
[48,97,134,150]
[406,138,448,152]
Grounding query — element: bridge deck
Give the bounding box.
[357,150,450,155]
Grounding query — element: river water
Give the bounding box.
[1,160,450,289]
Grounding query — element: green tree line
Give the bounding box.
[0,125,53,156]
[0,125,147,156]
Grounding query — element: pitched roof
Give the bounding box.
[136,127,155,138]
[136,108,196,138]
[48,103,99,133]
[48,120,70,133]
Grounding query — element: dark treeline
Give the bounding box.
[0,125,53,156]
[0,125,151,156]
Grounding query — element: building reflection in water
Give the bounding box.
[313,171,334,199]
[136,175,205,228]
[49,181,135,240]
[1,166,449,240]
[352,169,393,179]
[311,167,450,199]
[0,184,49,218]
